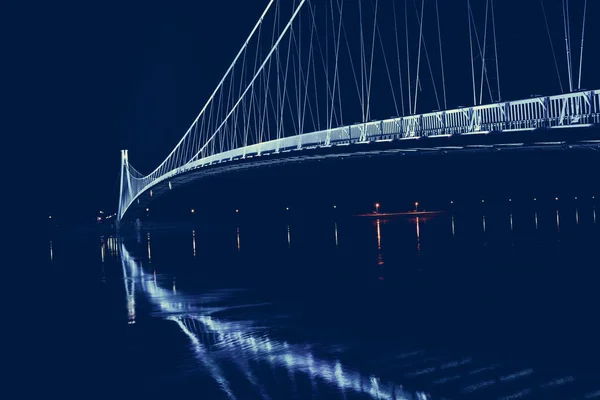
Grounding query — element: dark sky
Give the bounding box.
[10,0,270,221]
[8,0,598,222]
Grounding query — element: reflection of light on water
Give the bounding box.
[118,241,427,400]
[575,208,579,225]
[334,222,338,247]
[595,207,597,224]
[482,215,486,233]
[416,217,420,240]
[172,318,236,400]
[147,233,152,262]
[451,216,455,237]
[556,210,560,232]
[101,240,105,263]
[375,220,384,278]
[49,240,53,261]
[173,278,177,294]
[121,253,137,325]
[540,375,574,389]
[127,293,136,324]
[534,212,538,230]
[122,242,577,400]
[416,217,421,257]
[106,237,118,257]
[175,314,420,400]
[510,213,513,231]
[287,224,291,248]
[192,230,196,257]
[236,227,240,252]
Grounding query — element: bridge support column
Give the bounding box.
[117,149,128,223]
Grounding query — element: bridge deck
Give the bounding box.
[120,124,600,219]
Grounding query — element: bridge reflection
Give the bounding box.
[119,240,429,399]
[117,220,600,399]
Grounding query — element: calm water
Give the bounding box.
[44,203,600,399]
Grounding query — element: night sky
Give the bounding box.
[8,0,598,223]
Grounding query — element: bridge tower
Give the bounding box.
[117,149,132,223]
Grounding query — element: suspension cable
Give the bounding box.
[468,0,476,106]
[191,0,307,162]
[328,0,344,130]
[562,0,573,92]
[405,0,412,114]
[540,0,564,93]
[436,0,447,109]
[143,1,275,178]
[412,0,440,111]
[359,0,366,122]
[376,11,400,119]
[366,0,379,122]
[577,0,588,90]
[468,6,494,104]
[490,0,501,101]
[479,0,490,105]
[392,1,406,116]
[413,0,425,115]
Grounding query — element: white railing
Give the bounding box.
[119,90,599,220]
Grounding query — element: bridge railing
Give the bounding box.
[119,90,598,220]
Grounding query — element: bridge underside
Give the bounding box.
[120,125,600,220]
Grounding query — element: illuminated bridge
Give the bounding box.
[118,0,599,221]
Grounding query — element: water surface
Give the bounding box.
[45,203,600,399]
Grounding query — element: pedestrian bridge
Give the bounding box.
[118,0,599,221]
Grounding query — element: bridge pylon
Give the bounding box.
[117,149,131,223]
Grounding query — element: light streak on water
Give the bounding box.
[286,224,291,248]
[147,233,152,262]
[237,227,240,251]
[499,369,534,382]
[497,388,532,400]
[416,217,421,255]
[192,229,196,257]
[334,222,338,247]
[540,375,574,389]
[376,219,381,250]
[49,240,53,261]
[585,389,600,398]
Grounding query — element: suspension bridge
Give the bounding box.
[118,0,599,221]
